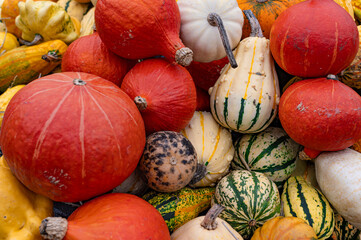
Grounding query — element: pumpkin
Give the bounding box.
[112,167,148,197]
[139,131,198,192]
[79,7,94,37]
[282,176,335,240]
[212,170,281,239]
[251,216,318,240]
[177,0,243,66]
[61,33,134,86]
[57,0,91,22]
[329,212,361,240]
[315,148,361,230]
[181,111,235,187]
[196,87,211,112]
[121,58,197,135]
[0,72,146,202]
[15,0,79,44]
[236,0,302,39]
[269,0,359,78]
[95,0,193,66]
[232,127,300,188]
[279,76,361,153]
[0,156,53,240]
[143,187,215,233]
[186,57,229,92]
[210,10,280,133]
[170,204,244,240]
[0,85,25,127]
[0,40,68,93]
[40,193,170,240]
[0,31,19,54]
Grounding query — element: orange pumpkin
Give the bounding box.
[251,216,318,240]
[236,0,302,39]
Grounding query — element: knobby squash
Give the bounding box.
[0,156,53,240]
[0,72,146,202]
[0,85,25,127]
[210,10,280,133]
[0,40,68,93]
[57,0,91,22]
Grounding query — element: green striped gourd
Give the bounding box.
[232,127,300,188]
[142,187,215,233]
[209,10,280,133]
[212,170,280,239]
[282,176,335,240]
[327,213,360,240]
[181,111,234,187]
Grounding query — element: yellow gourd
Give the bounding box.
[0,31,19,55]
[334,0,355,19]
[0,85,25,127]
[352,0,361,21]
[80,7,94,36]
[0,156,53,240]
[15,0,79,44]
[57,0,90,22]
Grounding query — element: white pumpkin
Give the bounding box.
[171,204,243,240]
[210,10,280,133]
[177,0,243,63]
[315,148,361,229]
[181,111,234,187]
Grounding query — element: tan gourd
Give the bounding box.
[79,7,94,37]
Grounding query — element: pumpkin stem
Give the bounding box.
[39,217,68,240]
[189,163,207,185]
[243,10,263,38]
[19,33,43,46]
[134,96,147,111]
[298,147,321,161]
[200,204,225,230]
[326,74,339,80]
[249,219,257,227]
[207,13,238,69]
[175,47,193,67]
[73,79,87,86]
[42,50,62,62]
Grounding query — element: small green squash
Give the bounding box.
[231,127,300,188]
[212,170,281,239]
[143,187,215,233]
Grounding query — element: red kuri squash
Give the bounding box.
[269,0,359,78]
[279,76,361,152]
[94,0,193,66]
[61,33,136,86]
[0,72,146,202]
[40,193,171,240]
[195,87,211,112]
[121,59,197,135]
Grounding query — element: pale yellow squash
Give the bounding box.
[79,7,94,37]
[57,0,91,22]
[0,31,19,55]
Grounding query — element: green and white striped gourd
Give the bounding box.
[181,111,235,187]
[282,176,335,240]
[327,212,360,240]
[210,10,280,134]
[212,170,280,239]
[232,127,300,188]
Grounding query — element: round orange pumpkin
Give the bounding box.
[0,72,146,202]
[251,216,318,240]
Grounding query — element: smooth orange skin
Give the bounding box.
[0,72,146,202]
[279,78,361,152]
[65,193,170,240]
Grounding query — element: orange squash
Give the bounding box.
[251,216,318,240]
[237,0,302,39]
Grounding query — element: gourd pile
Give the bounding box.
[1,0,361,239]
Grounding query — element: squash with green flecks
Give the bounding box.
[142,187,215,233]
[327,212,360,240]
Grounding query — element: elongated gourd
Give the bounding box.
[210,10,280,133]
[0,40,67,93]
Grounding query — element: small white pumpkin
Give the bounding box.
[181,111,234,187]
[315,148,361,230]
[171,204,243,240]
[210,10,280,133]
[177,0,243,64]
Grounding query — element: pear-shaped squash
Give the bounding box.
[210,10,280,133]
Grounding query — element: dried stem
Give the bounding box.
[243,10,263,38]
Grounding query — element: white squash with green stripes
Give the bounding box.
[282,176,335,240]
[181,111,234,187]
[232,127,300,187]
[209,10,280,133]
[212,170,280,239]
[57,0,91,22]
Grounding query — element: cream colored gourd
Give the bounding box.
[177,0,243,64]
[80,7,94,36]
[171,204,243,240]
[112,168,148,196]
[291,156,319,190]
[210,10,280,133]
[57,0,91,22]
[181,111,234,187]
[315,148,361,229]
